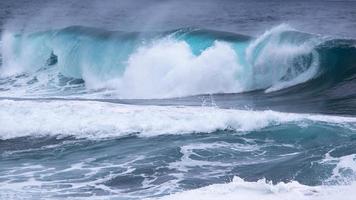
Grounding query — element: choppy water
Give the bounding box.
[0,0,356,199]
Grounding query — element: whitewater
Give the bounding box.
[1,0,356,199]
[0,25,328,99]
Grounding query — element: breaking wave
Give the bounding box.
[1,25,355,98]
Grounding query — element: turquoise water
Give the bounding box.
[1,1,356,199]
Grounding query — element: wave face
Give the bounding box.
[1,25,355,99]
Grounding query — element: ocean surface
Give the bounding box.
[0,0,356,199]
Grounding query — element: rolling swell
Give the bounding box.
[316,39,356,86]
[0,25,355,113]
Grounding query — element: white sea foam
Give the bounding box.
[109,40,243,98]
[0,99,355,140]
[320,152,356,184]
[158,154,356,200]
[155,176,356,200]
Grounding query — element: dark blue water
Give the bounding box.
[0,0,356,199]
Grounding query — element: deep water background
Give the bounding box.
[1,0,356,38]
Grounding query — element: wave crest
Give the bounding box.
[0,25,355,98]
